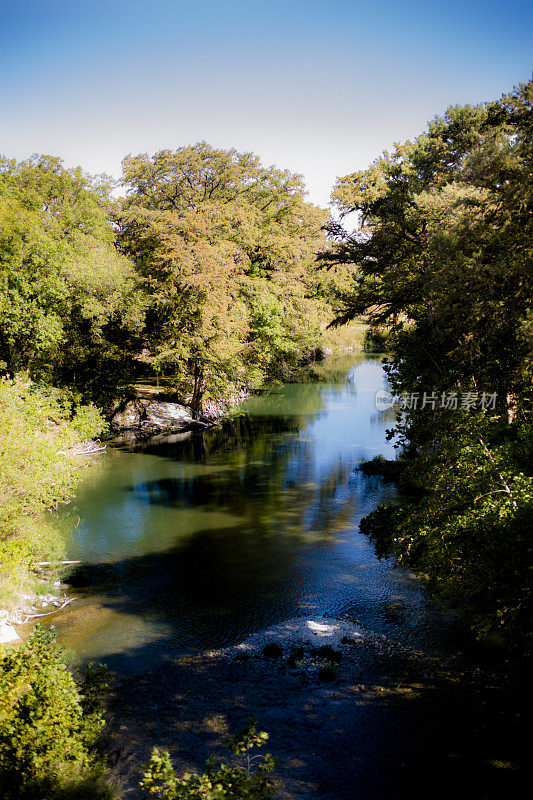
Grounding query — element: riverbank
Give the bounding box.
[0,378,108,633]
[109,383,251,444]
[103,614,532,800]
[108,320,368,442]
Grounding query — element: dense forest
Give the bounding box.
[0,143,334,614]
[0,78,532,798]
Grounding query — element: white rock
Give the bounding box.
[0,624,21,644]
[144,401,193,427]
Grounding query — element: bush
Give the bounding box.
[0,377,105,609]
[363,327,389,352]
[0,625,112,800]
[140,720,275,800]
[361,415,533,654]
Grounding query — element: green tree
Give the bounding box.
[326,79,533,652]
[327,81,533,415]
[0,155,144,401]
[0,626,112,800]
[117,142,328,413]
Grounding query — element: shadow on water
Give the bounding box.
[62,459,406,673]
[47,359,436,671]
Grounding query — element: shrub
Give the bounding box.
[0,377,105,609]
[0,625,112,799]
[363,327,389,352]
[140,720,275,800]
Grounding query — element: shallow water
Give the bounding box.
[50,358,438,671]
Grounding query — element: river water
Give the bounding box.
[45,357,530,799]
[52,358,438,670]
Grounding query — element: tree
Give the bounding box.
[0,626,112,799]
[326,79,533,652]
[0,155,144,401]
[327,80,533,431]
[117,142,328,414]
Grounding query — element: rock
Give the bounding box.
[111,398,195,433]
[140,420,160,433]
[144,401,193,427]
[113,430,142,445]
[111,399,148,431]
[0,623,21,644]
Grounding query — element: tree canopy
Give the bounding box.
[117,142,329,412]
[0,155,143,398]
[328,81,532,407]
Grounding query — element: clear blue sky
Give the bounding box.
[1,0,531,206]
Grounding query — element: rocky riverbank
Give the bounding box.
[110,388,250,444]
[102,615,531,800]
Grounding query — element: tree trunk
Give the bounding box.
[190,361,207,419]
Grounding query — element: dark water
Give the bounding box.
[52,359,436,671]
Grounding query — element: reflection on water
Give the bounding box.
[50,359,432,671]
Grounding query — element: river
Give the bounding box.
[50,357,441,670]
[48,356,529,799]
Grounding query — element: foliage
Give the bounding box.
[327,79,533,653]
[362,326,389,352]
[328,81,532,406]
[117,142,329,412]
[0,155,144,403]
[0,146,338,414]
[0,376,105,608]
[140,720,275,800]
[361,414,533,648]
[0,626,113,800]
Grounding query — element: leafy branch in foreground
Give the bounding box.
[140,720,275,799]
